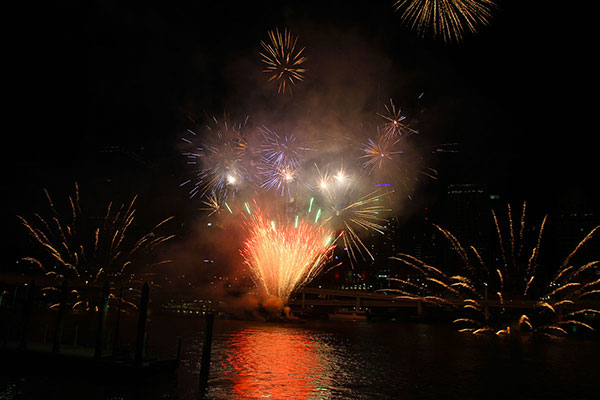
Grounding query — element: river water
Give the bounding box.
[2,315,599,399]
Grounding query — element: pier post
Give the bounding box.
[52,280,68,353]
[18,280,36,350]
[112,286,123,356]
[199,313,215,393]
[417,301,423,317]
[134,282,150,366]
[301,292,306,310]
[94,281,110,359]
[356,296,361,310]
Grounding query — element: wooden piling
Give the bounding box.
[94,281,110,358]
[52,280,68,353]
[112,286,123,356]
[134,282,149,366]
[18,280,36,350]
[199,313,215,393]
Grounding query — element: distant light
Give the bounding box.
[375,183,392,187]
[207,222,212,226]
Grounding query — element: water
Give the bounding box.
[2,315,599,399]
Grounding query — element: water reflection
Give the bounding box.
[2,318,599,399]
[220,326,332,399]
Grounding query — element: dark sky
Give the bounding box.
[7,0,598,230]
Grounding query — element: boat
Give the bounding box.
[328,308,368,321]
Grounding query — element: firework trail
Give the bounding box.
[393,0,497,42]
[240,207,336,305]
[260,28,308,94]
[19,183,174,309]
[385,202,600,336]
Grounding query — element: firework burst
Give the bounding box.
[200,191,224,217]
[385,202,600,336]
[179,95,445,302]
[181,115,251,201]
[257,127,311,197]
[240,208,336,304]
[393,0,497,43]
[377,99,418,139]
[260,28,308,94]
[313,165,392,263]
[360,99,448,197]
[361,132,403,172]
[360,130,439,197]
[19,183,174,308]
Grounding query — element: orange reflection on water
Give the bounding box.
[224,327,327,399]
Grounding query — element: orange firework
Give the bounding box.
[240,208,336,304]
[260,28,308,94]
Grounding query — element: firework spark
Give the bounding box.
[240,208,336,304]
[260,28,308,94]
[393,0,497,43]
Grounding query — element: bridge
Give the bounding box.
[288,287,598,317]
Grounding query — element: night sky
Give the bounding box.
[6,1,598,259]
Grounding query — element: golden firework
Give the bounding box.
[260,28,308,94]
[240,208,335,304]
[393,0,497,42]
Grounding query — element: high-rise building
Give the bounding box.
[441,183,492,272]
[554,206,600,269]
